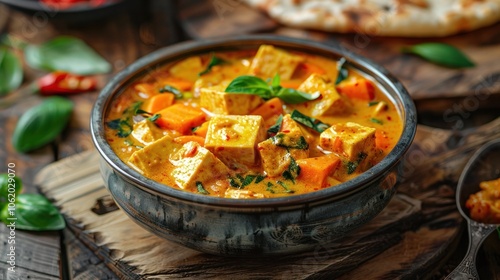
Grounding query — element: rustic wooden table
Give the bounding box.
[0,0,499,279]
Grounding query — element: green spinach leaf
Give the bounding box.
[159,85,183,99]
[24,36,111,75]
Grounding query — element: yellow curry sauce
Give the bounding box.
[105,45,403,198]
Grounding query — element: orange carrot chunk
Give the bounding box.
[336,79,375,101]
[193,121,210,138]
[375,130,391,150]
[157,76,194,91]
[142,93,175,114]
[296,155,341,188]
[155,104,206,134]
[249,97,284,120]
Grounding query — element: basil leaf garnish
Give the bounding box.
[335,57,348,85]
[0,48,23,96]
[0,194,65,231]
[402,43,475,68]
[290,110,330,133]
[199,54,226,76]
[225,74,319,104]
[196,181,209,195]
[12,96,74,153]
[225,75,273,98]
[24,36,111,75]
[159,85,183,99]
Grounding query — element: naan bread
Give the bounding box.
[242,0,500,37]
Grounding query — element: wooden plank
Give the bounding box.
[0,226,60,279]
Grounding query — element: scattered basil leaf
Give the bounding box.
[12,96,73,153]
[198,54,226,76]
[267,115,283,136]
[148,114,161,122]
[254,174,266,184]
[276,181,295,193]
[125,101,143,115]
[368,101,380,107]
[196,181,209,195]
[241,175,256,188]
[275,87,320,104]
[271,133,309,150]
[0,48,23,96]
[0,174,23,210]
[229,177,241,189]
[159,85,183,99]
[335,57,348,85]
[107,118,132,138]
[225,74,319,104]
[266,182,275,193]
[402,43,475,68]
[24,36,111,75]
[290,110,330,133]
[282,157,300,183]
[346,152,368,174]
[370,118,383,125]
[0,193,65,231]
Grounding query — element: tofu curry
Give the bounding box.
[105,45,403,198]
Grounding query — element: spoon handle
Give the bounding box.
[444,221,497,280]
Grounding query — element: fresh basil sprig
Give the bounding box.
[290,110,330,133]
[12,96,74,153]
[335,57,348,85]
[0,48,23,96]
[24,36,111,75]
[402,43,475,68]
[0,193,65,231]
[225,74,319,104]
[199,54,226,76]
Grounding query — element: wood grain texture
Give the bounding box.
[35,117,500,279]
[178,1,500,100]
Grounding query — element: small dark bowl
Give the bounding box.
[0,0,132,24]
[90,35,417,256]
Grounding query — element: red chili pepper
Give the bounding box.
[37,71,97,96]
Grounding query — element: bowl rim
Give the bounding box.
[91,34,417,208]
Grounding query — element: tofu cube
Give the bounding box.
[169,142,230,193]
[131,119,165,146]
[205,115,267,168]
[292,74,351,117]
[200,85,263,115]
[248,45,304,80]
[224,189,265,199]
[319,122,376,162]
[169,56,204,82]
[127,135,182,175]
[258,116,310,177]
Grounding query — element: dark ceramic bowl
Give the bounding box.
[91,35,417,256]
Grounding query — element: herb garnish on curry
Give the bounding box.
[105,45,403,198]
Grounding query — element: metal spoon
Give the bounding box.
[445,139,500,280]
